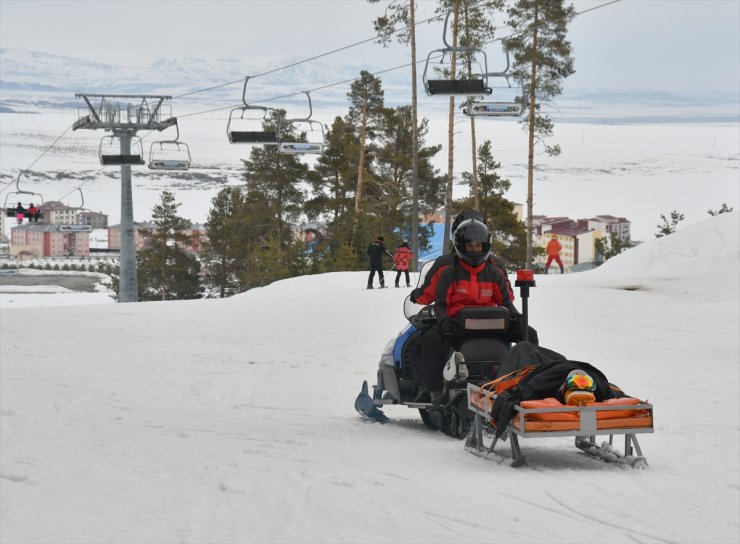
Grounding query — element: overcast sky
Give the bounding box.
[1,0,739,92]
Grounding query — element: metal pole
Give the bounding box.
[118,132,138,302]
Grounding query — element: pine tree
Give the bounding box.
[201,187,249,298]
[595,233,632,263]
[305,116,358,224]
[368,0,423,269]
[505,0,576,266]
[346,71,385,230]
[656,210,685,238]
[708,203,734,216]
[138,191,202,301]
[458,140,525,266]
[242,110,308,248]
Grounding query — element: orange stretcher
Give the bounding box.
[465,383,654,468]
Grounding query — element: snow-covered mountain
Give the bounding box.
[2,47,738,123]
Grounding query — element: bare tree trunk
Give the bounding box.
[443,0,461,253]
[464,1,479,212]
[525,0,539,268]
[353,97,369,231]
[409,0,420,270]
[470,116,479,210]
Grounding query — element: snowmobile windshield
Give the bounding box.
[416,260,435,289]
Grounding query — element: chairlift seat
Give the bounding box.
[149,159,190,171]
[100,154,145,166]
[59,225,93,233]
[427,79,492,96]
[278,142,324,155]
[229,131,278,144]
[464,101,523,117]
[5,208,44,220]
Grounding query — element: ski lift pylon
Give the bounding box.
[98,134,145,166]
[278,92,326,155]
[227,77,279,144]
[148,120,192,170]
[422,11,492,97]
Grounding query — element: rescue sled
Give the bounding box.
[465,380,654,468]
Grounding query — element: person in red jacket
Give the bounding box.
[417,218,520,402]
[393,241,413,288]
[410,209,514,305]
[545,234,564,274]
[26,203,40,223]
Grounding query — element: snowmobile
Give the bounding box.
[355,262,535,438]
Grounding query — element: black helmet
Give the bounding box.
[451,209,485,236]
[453,218,491,266]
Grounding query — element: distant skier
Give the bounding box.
[14,202,25,225]
[393,241,413,288]
[544,234,564,274]
[367,236,392,289]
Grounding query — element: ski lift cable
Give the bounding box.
[2,0,622,199]
[172,9,452,100]
[0,123,76,195]
[173,0,621,120]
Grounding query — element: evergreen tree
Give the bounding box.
[595,232,632,263]
[346,71,385,228]
[505,0,576,266]
[708,203,734,216]
[305,116,358,224]
[201,187,249,298]
[656,210,685,238]
[368,0,424,268]
[242,110,308,248]
[137,191,202,301]
[458,140,525,266]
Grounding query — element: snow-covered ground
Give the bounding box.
[1,211,738,543]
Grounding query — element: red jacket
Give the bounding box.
[393,246,413,271]
[434,258,513,321]
[415,253,514,305]
[546,238,562,256]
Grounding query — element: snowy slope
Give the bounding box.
[1,212,738,543]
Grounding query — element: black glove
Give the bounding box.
[410,288,423,303]
[439,317,458,335]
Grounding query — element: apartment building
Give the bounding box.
[10,224,90,257]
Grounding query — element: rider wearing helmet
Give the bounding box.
[417,218,520,402]
[410,209,514,305]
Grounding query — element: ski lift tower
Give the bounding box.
[73,94,176,302]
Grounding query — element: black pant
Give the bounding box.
[368,266,385,287]
[420,327,453,391]
[395,270,410,286]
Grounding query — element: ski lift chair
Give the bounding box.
[462,51,524,117]
[422,11,492,97]
[278,92,326,155]
[148,120,192,170]
[53,188,93,232]
[98,134,146,165]
[227,77,279,145]
[3,171,45,222]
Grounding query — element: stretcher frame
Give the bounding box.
[465,383,654,468]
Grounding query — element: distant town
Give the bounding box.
[2,200,630,273]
